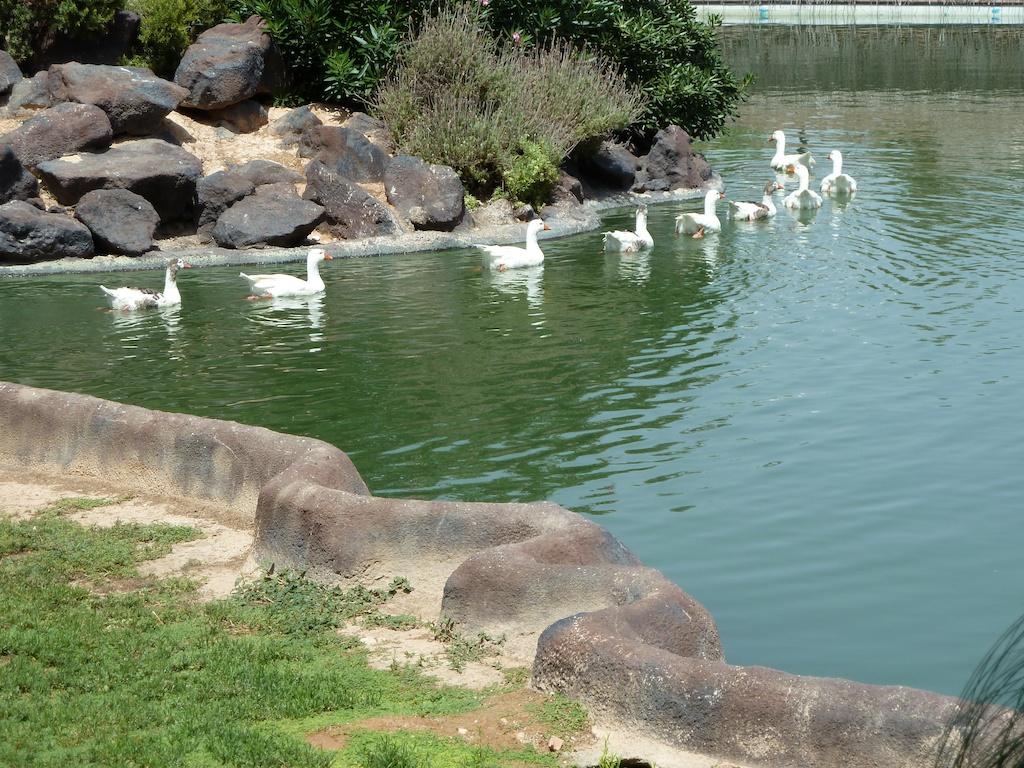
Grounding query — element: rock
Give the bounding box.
[229,159,303,188]
[0,103,112,171]
[341,111,393,153]
[469,198,514,228]
[547,737,564,752]
[384,155,465,231]
[302,159,398,240]
[513,203,537,221]
[270,105,322,148]
[550,170,583,206]
[641,125,713,191]
[0,200,94,262]
[37,139,203,223]
[579,141,637,190]
[207,99,268,133]
[0,146,39,204]
[4,71,53,115]
[30,11,140,71]
[196,170,255,238]
[299,126,387,183]
[74,189,159,256]
[212,183,324,248]
[47,63,188,136]
[0,50,22,96]
[174,17,284,110]
[456,727,469,737]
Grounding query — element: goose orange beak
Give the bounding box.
[323,254,333,260]
[543,224,551,231]
[182,262,193,268]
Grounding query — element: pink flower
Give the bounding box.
[480,0,489,6]
[512,31,522,44]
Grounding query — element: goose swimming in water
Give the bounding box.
[783,164,823,210]
[475,219,551,270]
[100,258,191,310]
[769,130,815,172]
[240,247,333,298]
[729,181,785,221]
[675,190,725,238]
[820,150,858,195]
[603,205,654,252]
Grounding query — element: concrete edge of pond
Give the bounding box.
[0,183,720,277]
[0,379,964,768]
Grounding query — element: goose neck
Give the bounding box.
[306,259,324,289]
[704,194,718,216]
[832,156,843,175]
[163,268,181,303]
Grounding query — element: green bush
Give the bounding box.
[0,0,121,62]
[476,0,748,140]
[127,0,231,78]
[227,0,415,105]
[375,4,642,205]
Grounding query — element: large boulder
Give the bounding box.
[0,147,39,204]
[212,183,324,248]
[0,201,94,262]
[37,139,203,223]
[383,155,465,231]
[0,50,22,96]
[3,71,53,115]
[229,159,303,188]
[30,11,140,71]
[174,17,283,110]
[270,105,322,148]
[578,140,637,190]
[196,170,255,239]
[74,189,160,256]
[640,125,713,191]
[0,103,112,171]
[47,63,187,136]
[299,126,387,183]
[303,159,398,240]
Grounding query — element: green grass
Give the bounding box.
[0,501,495,768]
[336,730,554,768]
[526,693,589,736]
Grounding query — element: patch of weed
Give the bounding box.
[359,732,422,768]
[336,729,557,768]
[431,617,506,673]
[527,692,589,736]
[598,739,623,768]
[500,667,531,689]
[363,613,420,631]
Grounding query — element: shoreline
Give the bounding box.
[0,184,716,277]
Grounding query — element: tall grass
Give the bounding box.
[374,3,644,206]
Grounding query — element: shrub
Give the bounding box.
[0,0,121,62]
[375,4,642,205]
[227,0,414,105]
[127,0,231,77]
[477,0,748,140]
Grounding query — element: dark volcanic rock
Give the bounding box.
[37,139,203,223]
[4,71,53,115]
[341,111,393,153]
[383,155,464,231]
[196,170,255,238]
[299,126,387,182]
[0,103,112,171]
[270,105,322,148]
[74,189,159,256]
[549,170,583,206]
[229,159,303,188]
[0,147,39,204]
[0,50,22,96]
[207,99,268,133]
[30,11,140,71]
[212,183,324,248]
[0,200,94,262]
[47,63,187,136]
[579,141,637,190]
[303,159,398,240]
[640,125,713,191]
[174,18,283,110]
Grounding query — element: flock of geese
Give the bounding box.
[98,131,855,309]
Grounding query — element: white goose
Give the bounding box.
[675,190,725,238]
[769,130,814,172]
[820,150,858,195]
[603,205,653,252]
[783,163,823,210]
[475,219,550,270]
[729,181,785,221]
[240,247,333,298]
[100,257,191,311]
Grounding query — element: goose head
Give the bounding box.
[763,180,784,196]
[307,247,333,264]
[527,219,552,236]
[167,257,192,279]
[827,150,843,163]
[769,130,785,145]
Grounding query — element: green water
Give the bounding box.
[3,25,1023,695]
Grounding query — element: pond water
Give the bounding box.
[2,25,1023,695]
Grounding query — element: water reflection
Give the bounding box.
[485,266,545,313]
[606,249,652,285]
